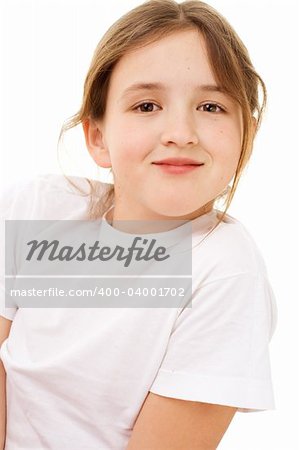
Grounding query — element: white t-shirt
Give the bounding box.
[0,174,278,450]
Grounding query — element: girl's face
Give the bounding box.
[84,29,243,222]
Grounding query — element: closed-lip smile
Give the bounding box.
[152,158,204,166]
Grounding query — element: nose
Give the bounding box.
[160,110,199,148]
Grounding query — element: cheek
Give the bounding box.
[108,122,155,162]
[204,121,242,159]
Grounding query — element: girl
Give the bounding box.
[0,0,277,448]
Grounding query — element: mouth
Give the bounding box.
[152,161,204,175]
[152,158,204,166]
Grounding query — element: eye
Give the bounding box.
[199,103,224,113]
[132,101,225,113]
[133,102,160,113]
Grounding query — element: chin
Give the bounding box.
[153,203,201,219]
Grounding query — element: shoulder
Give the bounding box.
[191,210,277,341]
[192,210,269,284]
[0,173,102,220]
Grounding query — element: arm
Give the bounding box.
[126,392,237,450]
[0,316,12,450]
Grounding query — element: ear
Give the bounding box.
[251,116,258,135]
[82,118,112,168]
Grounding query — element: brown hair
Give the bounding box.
[58,0,266,232]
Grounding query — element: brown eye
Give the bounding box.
[200,103,224,113]
[134,102,159,112]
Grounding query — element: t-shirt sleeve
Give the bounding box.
[0,183,20,321]
[0,174,93,321]
[149,271,277,413]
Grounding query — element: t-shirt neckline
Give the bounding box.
[99,206,218,250]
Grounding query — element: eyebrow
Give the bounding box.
[120,82,227,99]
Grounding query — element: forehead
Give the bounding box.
[108,29,217,96]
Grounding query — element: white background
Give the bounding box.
[0,0,298,448]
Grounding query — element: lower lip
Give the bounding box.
[153,164,203,174]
